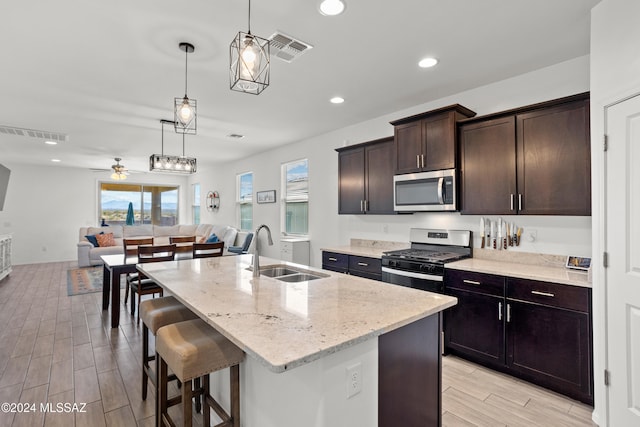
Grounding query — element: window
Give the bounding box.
[100,183,179,226]
[282,159,308,235]
[237,172,253,231]
[192,183,200,224]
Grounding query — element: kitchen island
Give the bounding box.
[138,254,457,427]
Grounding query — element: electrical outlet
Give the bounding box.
[346,362,362,398]
[528,229,537,242]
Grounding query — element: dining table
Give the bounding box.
[100,253,139,328]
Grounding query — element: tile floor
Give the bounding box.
[0,261,597,426]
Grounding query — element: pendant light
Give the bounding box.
[174,42,197,134]
[229,0,270,95]
[150,120,197,173]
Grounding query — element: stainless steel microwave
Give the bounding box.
[393,169,457,212]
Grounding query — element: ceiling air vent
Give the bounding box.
[268,31,313,63]
[0,125,68,143]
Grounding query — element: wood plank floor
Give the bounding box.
[0,261,597,426]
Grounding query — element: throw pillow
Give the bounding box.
[85,232,104,247]
[205,234,219,243]
[96,232,116,247]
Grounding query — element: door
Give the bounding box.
[364,138,395,214]
[338,147,365,214]
[423,112,455,171]
[394,121,423,174]
[605,94,640,426]
[459,116,516,214]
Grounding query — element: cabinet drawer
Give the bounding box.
[322,251,348,270]
[348,256,381,275]
[507,278,590,313]
[445,269,505,297]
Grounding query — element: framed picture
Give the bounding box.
[257,190,276,204]
[565,256,591,271]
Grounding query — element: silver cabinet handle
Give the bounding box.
[328,257,337,262]
[357,262,369,266]
[360,200,364,212]
[463,279,481,285]
[498,302,503,321]
[510,194,514,211]
[416,155,420,168]
[531,290,555,298]
[421,154,425,168]
[506,303,511,323]
[365,200,369,212]
[518,194,522,211]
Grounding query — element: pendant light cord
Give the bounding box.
[248,0,252,34]
[160,121,165,155]
[184,48,189,97]
[182,134,186,157]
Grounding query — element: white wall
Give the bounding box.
[590,0,640,424]
[0,163,189,265]
[194,55,592,268]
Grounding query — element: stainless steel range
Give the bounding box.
[381,228,472,293]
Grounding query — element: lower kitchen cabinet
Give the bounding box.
[322,251,382,281]
[444,270,593,404]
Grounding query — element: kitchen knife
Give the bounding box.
[480,217,485,248]
[491,220,496,249]
[502,221,507,249]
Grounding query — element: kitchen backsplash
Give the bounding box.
[350,238,408,251]
[473,248,566,268]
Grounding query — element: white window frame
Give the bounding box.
[281,158,309,236]
[237,172,253,231]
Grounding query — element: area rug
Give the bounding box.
[67,266,104,296]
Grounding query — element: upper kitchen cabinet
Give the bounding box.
[391,104,476,174]
[336,137,395,215]
[460,93,591,216]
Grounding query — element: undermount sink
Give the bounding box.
[249,264,330,282]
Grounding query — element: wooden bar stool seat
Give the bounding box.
[139,296,199,402]
[156,319,244,427]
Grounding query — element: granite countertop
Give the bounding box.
[447,258,591,288]
[321,238,409,259]
[139,254,456,373]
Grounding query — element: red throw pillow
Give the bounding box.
[96,232,116,247]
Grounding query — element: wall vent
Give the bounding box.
[268,31,313,63]
[0,125,68,143]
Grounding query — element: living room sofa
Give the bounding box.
[77,224,242,267]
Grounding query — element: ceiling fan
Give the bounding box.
[110,157,129,180]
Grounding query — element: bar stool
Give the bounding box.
[139,297,199,403]
[156,319,244,427]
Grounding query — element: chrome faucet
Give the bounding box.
[252,224,274,277]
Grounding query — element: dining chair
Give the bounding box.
[170,235,196,252]
[123,237,153,305]
[192,242,224,258]
[130,244,177,323]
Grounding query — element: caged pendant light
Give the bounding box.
[174,42,197,134]
[229,0,270,95]
[150,119,197,174]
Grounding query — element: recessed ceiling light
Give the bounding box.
[319,0,345,16]
[44,140,57,145]
[330,97,345,104]
[418,57,438,68]
[51,159,61,163]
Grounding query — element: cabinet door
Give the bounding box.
[516,99,591,215]
[459,116,517,215]
[506,300,592,403]
[394,121,423,174]
[444,288,505,369]
[365,139,395,214]
[349,255,382,281]
[423,112,455,171]
[338,147,365,214]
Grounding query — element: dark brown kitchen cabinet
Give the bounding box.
[321,251,382,281]
[444,269,593,404]
[336,137,395,215]
[459,93,591,216]
[506,278,592,403]
[444,270,506,370]
[391,105,475,174]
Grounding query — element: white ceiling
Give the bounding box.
[0,0,600,173]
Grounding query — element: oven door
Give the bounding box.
[381,267,444,293]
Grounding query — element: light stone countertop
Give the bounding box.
[321,238,409,259]
[138,254,456,373]
[446,258,591,288]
